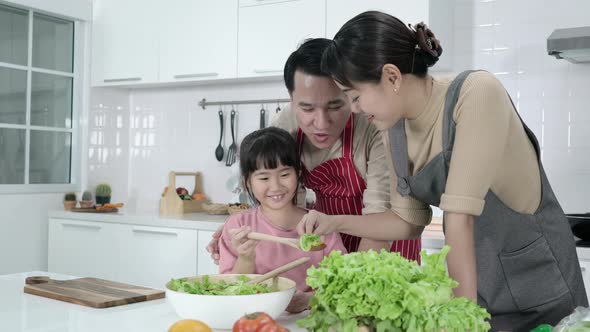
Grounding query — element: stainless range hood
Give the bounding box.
[547,26,590,63]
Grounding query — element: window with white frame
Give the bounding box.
[0,3,77,188]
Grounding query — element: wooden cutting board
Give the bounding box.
[23,276,165,308]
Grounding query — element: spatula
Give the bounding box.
[246,257,311,285]
[247,232,326,251]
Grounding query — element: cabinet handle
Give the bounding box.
[61,223,102,231]
[253,69,283,74]
[103,77,142,83]
[173,72,219,79]
[132,228,178,237]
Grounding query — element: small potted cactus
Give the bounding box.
[63,192,77,210]
[80,190,94,208]
[95,183,112,205]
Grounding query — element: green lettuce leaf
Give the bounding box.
[298,246,491,332]
[300,234,324,251]
[168,275,271,295]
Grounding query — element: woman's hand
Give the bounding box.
[296,210,340,235]
[286,290,313,313]
[206,226,223,265]
[229,226,258,261]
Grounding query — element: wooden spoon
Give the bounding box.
[247,232,326,251]
[246,257,311,285]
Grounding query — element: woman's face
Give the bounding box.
[335,74,403,131]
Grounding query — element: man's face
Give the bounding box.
[290,71,351,149]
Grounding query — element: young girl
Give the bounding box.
[218,127,346,313]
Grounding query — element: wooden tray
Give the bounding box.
[71,207,118,213]
[24,276,165,308]
[159,171,209,216]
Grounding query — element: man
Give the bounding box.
[208,38,421,260]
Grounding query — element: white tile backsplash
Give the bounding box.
[89,81,290,213]
[453,0,590,213]
[87,0,590,214]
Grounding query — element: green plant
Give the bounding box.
[95,183,112,197]
[64,192,76,201]
[81,190,93,201]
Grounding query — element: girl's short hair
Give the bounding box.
[239,127,302,205]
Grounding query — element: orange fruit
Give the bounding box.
[192,193,206,200]
[168,319,212,332]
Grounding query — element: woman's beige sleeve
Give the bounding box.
[440,71,513,216]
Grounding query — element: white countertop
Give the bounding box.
[0,271,307,332]
[48,209,446,249]
[49,210,228,231]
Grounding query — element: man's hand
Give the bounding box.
[286,290,312,313]
[206,226,223,265]
[296,210,340,235]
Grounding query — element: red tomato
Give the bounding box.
[257,324,289,332]
[232,312,276,332]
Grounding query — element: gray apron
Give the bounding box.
[389,70,587,332]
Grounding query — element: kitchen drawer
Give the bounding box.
[579,259,590,303]
[48,219,119,280]
[117,225,198,288]
[197,230,220,276]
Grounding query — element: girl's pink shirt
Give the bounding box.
[218,207,347,291]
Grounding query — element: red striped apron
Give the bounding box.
[297,115,421,261]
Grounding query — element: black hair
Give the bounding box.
[239,127,302,205]
[322,11,443,87]
[284,38,333,94]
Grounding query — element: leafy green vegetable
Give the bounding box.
[300,234,324,252]
[298,246,491,332]
[169,275,271,295]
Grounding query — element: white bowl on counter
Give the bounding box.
[165,274,296,330]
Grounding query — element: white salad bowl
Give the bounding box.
[165,274,297,330]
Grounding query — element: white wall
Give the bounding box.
[86,0,590,216]
[451,0,590,213]
[88,80,290,214]
[0,193,61,274]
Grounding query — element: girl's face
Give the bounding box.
[335,71,403,131]
[248,162,298,211]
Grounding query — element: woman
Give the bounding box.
[297,10,587,331]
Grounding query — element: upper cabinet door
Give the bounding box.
[91,0,159,86]
[237,0,326,78]
[159,0,238,82]
[326,0,429,38]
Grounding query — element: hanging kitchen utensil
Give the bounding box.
[225,109,237,166]
[215,109,224,162]
[276,101,282,113]
[260,105,266,129]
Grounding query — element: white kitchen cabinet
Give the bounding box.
[117,225,197,288]
[48,219,119,281]
[48,218,201,289]
[159,0,238,83]
[197,230,220,275]
[237,0,326,78]
[326,0,429,38]
[91,0,159,86]
[579,259,590,302]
